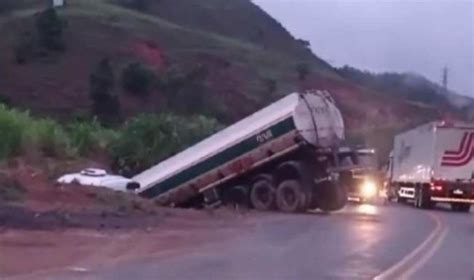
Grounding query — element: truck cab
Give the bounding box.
[338,148,381,203]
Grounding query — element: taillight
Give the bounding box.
[430,183,443,191]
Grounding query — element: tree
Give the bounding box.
[89,58,120,124]
[35,8,65,51]
[164,64,216,116]
[14,32,35,64]
[0,94,11,106]
[296,63,311,81]
[121,62,156,96]
[263,78,277,94]
[297,39,311,49]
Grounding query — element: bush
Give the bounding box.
[0,173,26,202]
[296,63,310,81]
[0,105,71,159]
[121,62,156,96]
[0,105,26,158]
[36,8,65,51]
[119,0,150,10]
[0,94,11,106]
[23,118,70,157]
[67,120,118,156]
[162,64,219,117]
[89,58,120,124]
[109,113,221,176]
[14,32,36,64]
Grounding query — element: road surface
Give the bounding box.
[49,203,474,279]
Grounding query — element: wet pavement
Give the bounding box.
[48,202,473,280]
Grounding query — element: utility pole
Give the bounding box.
[442,66,448,93]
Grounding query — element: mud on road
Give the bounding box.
[0,204,251,278]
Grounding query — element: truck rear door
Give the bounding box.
[434,126,474,181]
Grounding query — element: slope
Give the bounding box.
[0,0,471,162]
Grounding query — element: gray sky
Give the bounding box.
[253,0,474,97]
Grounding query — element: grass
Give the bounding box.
[0,104,221,176]
[0,105,73,159]
[0,173,26,202]
[65,0,336,79]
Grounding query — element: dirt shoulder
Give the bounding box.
[0,159,254,278]
[0,206,251,278]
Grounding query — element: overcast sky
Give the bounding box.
[253,0,474,97]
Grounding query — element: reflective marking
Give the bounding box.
[399,228,448,279]
[374,212,446,280]
[67,266,90,272]
[431,197,474,203]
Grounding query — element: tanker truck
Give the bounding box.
[134,90,354,213]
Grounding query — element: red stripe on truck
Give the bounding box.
[441,132,474,166]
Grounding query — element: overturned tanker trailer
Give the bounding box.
[134,90,352,212]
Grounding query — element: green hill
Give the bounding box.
[0,0,471,162]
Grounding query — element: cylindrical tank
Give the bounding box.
[135,90,345,198]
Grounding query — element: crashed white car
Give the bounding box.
[57,168,140,192]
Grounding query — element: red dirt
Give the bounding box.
[0,159,251,278]
[0,209,249,278]
[129,40,166,70]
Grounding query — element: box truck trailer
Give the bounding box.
[388,121,474,212]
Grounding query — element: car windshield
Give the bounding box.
[357,153,378,169]
[1,0,472,279]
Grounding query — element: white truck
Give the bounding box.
[387,121,474,212]
[133,90,355,213]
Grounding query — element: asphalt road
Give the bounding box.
[54,202,473,280]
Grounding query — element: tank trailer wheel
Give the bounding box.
[316,181,347,212]
[276,180,306,213]
[223,185,250,209]
[250,179,275,211]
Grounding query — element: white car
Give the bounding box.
[57,168,140,192]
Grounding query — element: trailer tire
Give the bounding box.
[396,195,407,204]
[452,203,471,212]
[250,179,275,211]
[415,186,433,209]
[316,181,347,212]
[458,204,471,212]
[276,180,306,213]
[222,185,250,209]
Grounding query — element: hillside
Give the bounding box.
[0,0,472,162]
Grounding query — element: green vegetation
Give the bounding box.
[0,104,71,159]
[13,7,66,64]
[36,8,66,51]
[0,104,220,175]
[66,120,118,156]
[296,63,311,81]
[0,173,26,201]
[109,113,221,176]
[121,62,156,96]
[89,58,121,124]
[337,66,449,107]
[0,94,11,106]
[118,0,150,11]
[1,0,471,166]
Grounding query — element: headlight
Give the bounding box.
[360,180,377,198]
